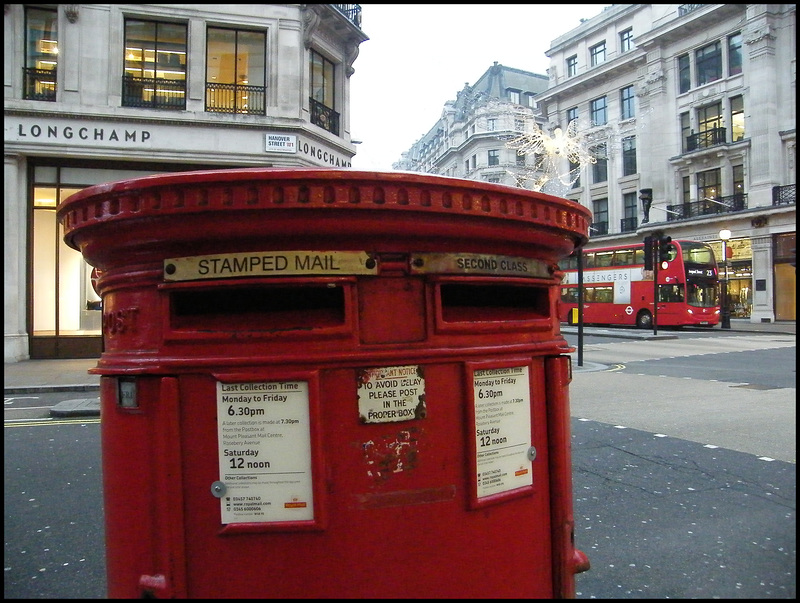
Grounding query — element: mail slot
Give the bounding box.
[58,168,591,598]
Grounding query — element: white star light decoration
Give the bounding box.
[505,120,596,194]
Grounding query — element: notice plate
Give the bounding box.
[410,253,550,278]
[357,365,426,424]
[473,366,533,498]
[164,250,377,281]
[216,380,313,524]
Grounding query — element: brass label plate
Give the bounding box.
[410,253,550,278]
[164,251,376,282]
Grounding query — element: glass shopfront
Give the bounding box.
[710,237,753,319]
[29,164,169,358]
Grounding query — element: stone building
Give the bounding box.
[393,62,549,188]
[4,4,367,361]
[397,4,796,323]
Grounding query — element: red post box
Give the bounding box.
[58,168,591,598]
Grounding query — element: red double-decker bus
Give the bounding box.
[558,239,720,329]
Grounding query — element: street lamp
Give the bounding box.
[719,228,732,329]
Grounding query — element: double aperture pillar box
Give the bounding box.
[58,168,591,599]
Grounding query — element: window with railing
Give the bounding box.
[686,102,725,151]
[592,199,608,236]
[620,192,638,232]
[24,7,58,101]
[123,20,187,110]
[309,49,339,135]
[206,27,266,115]
[697,168,721,206]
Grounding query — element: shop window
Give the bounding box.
[123,19,187,110]
[24,7,58,101]
[206,27,267,115]
[309,49,339,135]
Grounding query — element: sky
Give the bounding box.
[349,4,610,171]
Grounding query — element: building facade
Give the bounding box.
[397,4,796,324]
[393,62,549,188]
[4,4,367,362]
[539,3,795,323]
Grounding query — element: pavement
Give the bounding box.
[4,319,794,417]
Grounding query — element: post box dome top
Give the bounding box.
[57,168,591,264]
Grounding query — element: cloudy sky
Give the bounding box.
[349,4,610,171]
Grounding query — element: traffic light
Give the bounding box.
[643,235,654,270]
[658,235,676,265]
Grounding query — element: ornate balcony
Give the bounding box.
[685,127,726,152]
[772,183,796,206]
[666,193,747,221]
[23,67,57,102]
[310,97,340,136]
[123,76,186,110]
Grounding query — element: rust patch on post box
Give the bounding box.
[354,485,457,510]
[361,428,421,483]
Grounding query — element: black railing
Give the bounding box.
[122,76,186,110]
[666,193,748,221]
[23,67,57,101]
[310,97,340,136]
[591,221,609,236]
[333,4,362,28]
[679,4,704,17]
[686,127,727,152]
[620,217,638,232]
[772,183,796,206]
[205,82,266,115]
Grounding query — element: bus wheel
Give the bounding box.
[636,310,652,329]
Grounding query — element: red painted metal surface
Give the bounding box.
[58,168,591,598]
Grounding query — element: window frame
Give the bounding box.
[590,41,606,67]
[619,28,634,53]
[123,18,188,110]
[620,85,635,120]
[590,96,607,126]
[566,55,578,77]
[695,40,722,87]
[24,6,58,102]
